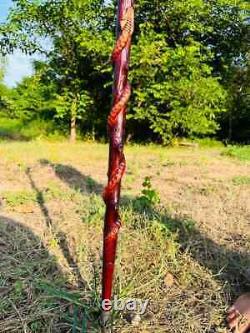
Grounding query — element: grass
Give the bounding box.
[188,138,224,148]
[232,175,250,185]
[222,145,250,161]
[0,140,249,332]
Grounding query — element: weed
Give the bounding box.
[136,176,160,208]
[2,190,37,207]
[232,175,250,185]
[85,176,97,192]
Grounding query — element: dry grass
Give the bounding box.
[0,141,249,332]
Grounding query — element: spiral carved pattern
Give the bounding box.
[103,5,134,216]
[102,1,134,310]
[111,7,134,62]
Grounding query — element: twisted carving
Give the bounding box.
[107,83,131,128]
[102,0,135,323]
[111,7,135,62]
[103,3,134,231]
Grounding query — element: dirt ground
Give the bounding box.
[0,141,249,332]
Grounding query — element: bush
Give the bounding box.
[0,117,62,141]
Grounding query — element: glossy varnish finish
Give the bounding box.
[102,0,134,315]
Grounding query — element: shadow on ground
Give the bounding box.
[40,159,103,194]
[0,215,68,331]
[157,213,250,296]
[0,211,101,332]
[39,160,250,297]
[2,160,249,332]
[0,166,102,332]
[25,167,86,288]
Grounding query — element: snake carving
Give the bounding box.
[102,0,135,329]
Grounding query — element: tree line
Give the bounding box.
[0,0,249,143]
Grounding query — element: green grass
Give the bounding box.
[222,145,250,161]
[232,175,250,185]
[2,190,37,207]
[0,140,249,332]
[192,138,224,148]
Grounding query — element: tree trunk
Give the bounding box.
[70,98,77,143]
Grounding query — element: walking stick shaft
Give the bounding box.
[102,0,134,322]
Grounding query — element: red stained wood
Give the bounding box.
[102,0,134,308]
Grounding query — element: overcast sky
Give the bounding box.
[0,0,36,87]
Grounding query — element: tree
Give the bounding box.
[53,87,93,142]
[0,0,111,142]
[9,75,55,120]
[0,62,13,118]
[130,24,227,143]
[0,0,248,143]
[221,53,250,142]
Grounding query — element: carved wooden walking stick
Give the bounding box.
[101,0,134,329]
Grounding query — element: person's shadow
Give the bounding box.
[39,159,250,299]
[154,212,250,296]
[25,167,86,289]
[0,214,102,332]
[0,215,64,331]
[39,159,103,195]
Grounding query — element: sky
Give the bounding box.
[0,0,37,87]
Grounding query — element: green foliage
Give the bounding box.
[0,117,57,140]
[9,75,57,120]
[0,0,249,143]
[220,53,250,142]
[54,89,93,122]
[130,26,227,143]
[21,119,57,139]
[0,118,23,140]
[0,63,13,118]
[137,176,160,208]
[128,0,249,143]
[1,0,109,140]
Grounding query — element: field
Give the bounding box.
[0,141,249,332]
